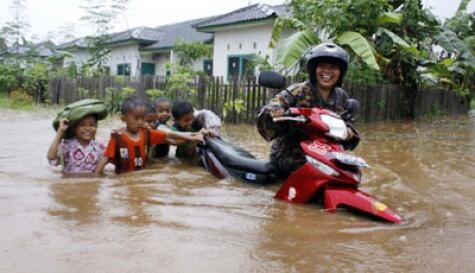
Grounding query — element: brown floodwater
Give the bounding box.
[1,108,474,273]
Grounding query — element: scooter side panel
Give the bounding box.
[323,187,401,223]
[275,163,329,203]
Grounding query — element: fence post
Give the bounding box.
[197,76,206,109]
[223,83,228,120]
[246,77,252,122]
[232,77,238,123]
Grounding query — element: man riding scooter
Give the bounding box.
[257,43,360,179]
[199,43,401,222]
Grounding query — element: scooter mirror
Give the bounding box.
[258,71,286,89]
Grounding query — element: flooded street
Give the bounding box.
[1,108,474,273]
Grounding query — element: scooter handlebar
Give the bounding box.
[272,115,307,123]
[271,107,310,123]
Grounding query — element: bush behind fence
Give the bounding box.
[48,75,471,123]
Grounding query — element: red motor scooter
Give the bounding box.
[198,71,401,223]
[270,106,401,223]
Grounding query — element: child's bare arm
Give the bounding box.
[94,156,109,174]
[165,131,204,143]
[165,138,187,145]
[47,119,68,161]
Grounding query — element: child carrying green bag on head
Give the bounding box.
[47,99,108,174]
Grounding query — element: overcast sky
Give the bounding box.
[1,0,474,44]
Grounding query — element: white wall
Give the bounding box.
[212,23,275,77]
[61,46,205,77]
[61,44,141,75]
[62,50,91,67]
[153,53,170,76]
[108,43,140,76]
[190,56,207,72]
[152,52,207,76]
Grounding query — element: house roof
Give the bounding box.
[57,37,91,50]
[1,41,57,57]
[104,26,162,45]
[57,27,161,49]
[58,18,213,52]
[57,3,288,52]
[143,18,214,51]
[193,4,290,31]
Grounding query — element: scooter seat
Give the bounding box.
[205,137,274,174]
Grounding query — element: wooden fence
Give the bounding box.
[48,75,471,123]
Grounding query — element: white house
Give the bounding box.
[58,3,290,78]
[58,37,91,68]
[194,4,290,79]
[140,18,214,76]
[58,21,213,77]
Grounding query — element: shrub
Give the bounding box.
[0,64,21,93]
[22,63,49,102]
[9,89,33,107]
[104,86,136,114]
[145,89,165,101]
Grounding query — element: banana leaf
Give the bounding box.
[378,27,410,48]
[376,12,403,25]
[270,17,306,48]
[275,29,318,67]
[435,27,475,69]
[335,31,380,70]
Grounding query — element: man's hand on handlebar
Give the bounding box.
[268,95,289,118]
[270,108,285,118]
[346,127,355,140]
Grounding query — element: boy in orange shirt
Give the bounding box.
[95,96,204,174]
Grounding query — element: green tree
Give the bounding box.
[173,39,213,66]
[164,62,196,101]
[376,0,440,88]
[425,0,475,94]
[0,37,7,51]
[271,0,394,70]
[22,63,49,103]
[0,64,22,93]
[0,0,30,64]
[79,0,130,75]
[271,0,472,92]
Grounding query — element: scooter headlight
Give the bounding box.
[305,155,339,177]
[332,152,370,168]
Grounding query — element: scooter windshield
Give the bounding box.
[321,114,348,140]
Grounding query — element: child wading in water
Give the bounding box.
[171,100,207,163]
[47,99,107,174]
[95,96,204,174]
[151,97,175,158]
[144,101,158,129]
[155,97,172,130]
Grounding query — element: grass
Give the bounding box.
[0,93,35,110]
[0,93,60,113]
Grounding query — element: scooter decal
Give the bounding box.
[288,187,297,201]
[308,141,332,155]
[245,173,257,181]
[373,201,388,212]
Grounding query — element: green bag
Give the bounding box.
[52,99,108,139]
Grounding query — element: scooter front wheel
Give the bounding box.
[323,187,401,224]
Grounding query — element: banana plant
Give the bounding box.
[270,13,411,72]
[222,99,245,120]
[335,31,380,70]
[434,27,475,69]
